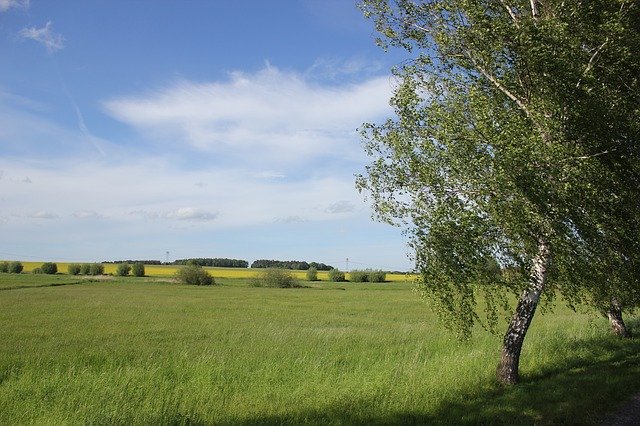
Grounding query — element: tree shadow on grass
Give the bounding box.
[227,334,640,425]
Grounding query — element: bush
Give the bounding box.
[349,270,369,282]
[41,262,58,275]
[32,267,43,274]
[116,263,131,276]
[67,264,81,275]
[251,268,298,288]
[328,268,345,282]
[8,261,23,274]
[80,263,91,275]
[132,262,145,277]
[0,261,8,273]
[89,263,104,276]
[176,264,215,286]
[368,270,387,283]
[306,267,318,281]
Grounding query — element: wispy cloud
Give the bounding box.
[73,210,103,219]
[104,64,393,166]
[26,211,59,220]
[325,201,355,214]
[19,21,65,53]
[167,207,218,222]
[0,0,29,12]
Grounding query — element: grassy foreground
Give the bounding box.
[0,274,638,424]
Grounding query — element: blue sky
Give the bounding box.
[0,0,412,271]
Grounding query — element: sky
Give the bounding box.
[0,0,413,271]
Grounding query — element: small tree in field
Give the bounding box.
[349,270,369,283]
[0,262,8,273]
[306,267,318,281]
[368,270,386,283]
[41,262,58,275]
[132,262,145,277]
[328,268,345,282]
[8,261,23,274]
[89,263,104,276]
[176,264,215,286]
[68,264,81,275]
[116,263,131,276]
[251,268,298,288]
[80,264,91,275]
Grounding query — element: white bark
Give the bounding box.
[497,239,551,384]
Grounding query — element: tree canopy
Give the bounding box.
[358,0,640,384]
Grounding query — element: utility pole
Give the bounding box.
[165,251,170,264]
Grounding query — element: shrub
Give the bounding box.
[368,270,387,283]
[32,267,43,274]
[251,268,298,288]
[132,262,145,277]
[68,264,81,275]
[41,262,58,275]
[328,268,345,282]
[116,263,131,276]
[176,264,215,286]
[306,267,318,281]
[89,263,104,276]
[8,261,23,274]
[0,261,8,273]
[349,270,369,283]
[80,264,91,275]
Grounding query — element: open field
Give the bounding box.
[0,273,638,424]
[14,261,415,282]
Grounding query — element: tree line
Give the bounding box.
[104,259,163,265]
[173,258,249,268]
[250,260,334,271]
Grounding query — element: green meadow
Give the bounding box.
[0,273,638,424]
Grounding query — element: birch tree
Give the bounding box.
[357,0,640,384]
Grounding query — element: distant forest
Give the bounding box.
[172,258,249,268]
[250,260,334,271]
[105,258,335,270]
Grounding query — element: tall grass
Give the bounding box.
[0,275,637,424]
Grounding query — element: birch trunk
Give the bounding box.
[497,239,551,385]
[608,297,631,338]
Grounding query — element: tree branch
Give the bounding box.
[500,0,520,28]
[576,38,609,88]
[530,0,540,20]
[465,52,533,119]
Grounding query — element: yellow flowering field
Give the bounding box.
[14,261,415,282]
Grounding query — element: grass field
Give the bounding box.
[0,273,638,424]
[15,261,415,282]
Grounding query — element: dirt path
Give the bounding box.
[605,392,640,425]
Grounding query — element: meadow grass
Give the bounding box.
[0,274,638,424]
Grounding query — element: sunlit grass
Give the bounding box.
[0,274,637,424]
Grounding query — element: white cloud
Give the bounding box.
[253,171,285,180]
[325,200,355,214]
[0,0,29,12]
[274,215,306,224]
[19,21,65,53]
[167,207,218,222]
[104,65,393,165]
[27,211,58,219]
[73,210,102,219]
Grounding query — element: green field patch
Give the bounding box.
[0,273,101,290]
[0,279,637,424]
